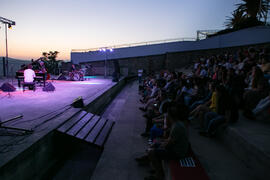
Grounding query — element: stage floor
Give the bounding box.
[0,78,115,129]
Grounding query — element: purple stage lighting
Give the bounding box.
[110,48,113,52]
[102,48,106,52]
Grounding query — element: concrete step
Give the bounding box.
[219,116,270,180]
[190,126,258,180]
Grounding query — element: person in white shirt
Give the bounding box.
[24,65,36,83]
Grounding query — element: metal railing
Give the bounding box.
[71,37,196,53]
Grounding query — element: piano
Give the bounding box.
[16,70,47,87]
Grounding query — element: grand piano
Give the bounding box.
[16,70,47,87]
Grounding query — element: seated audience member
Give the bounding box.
[199,85,237,137]
[140,81,160,104]
[136,103,190,180]
[252,91,270,121]
[189,82,217,126]
[176,79,196,106]
[141,90,170,137]
[189,82,213,111]
[243,66,269,119]
[261,54,270,80]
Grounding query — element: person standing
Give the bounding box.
[138,69,143,84]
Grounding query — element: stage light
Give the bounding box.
[110,48,113,52]
[0,17,16,77]
[102,48,106,52]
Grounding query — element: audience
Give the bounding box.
[136,45,270,180]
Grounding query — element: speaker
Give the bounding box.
[0,82,16,92]
[72,96,84,108]
[42,82,55,92]
[57,74,67,80]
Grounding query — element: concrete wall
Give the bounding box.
[0,77,130,180]
[71,26,270,64]
[80,42,270,76]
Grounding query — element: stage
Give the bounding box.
[0,77,123,177]
[0,78,115,127]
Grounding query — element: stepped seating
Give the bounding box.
[219,115,270,180]
[57,110,115,148]
[165,147,209,180]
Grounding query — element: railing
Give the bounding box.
[71,37,196,53]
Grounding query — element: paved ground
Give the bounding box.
[91,81,150,180]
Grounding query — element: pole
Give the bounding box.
[3,57,6,76]
[5,23,8,77]
[105,51,107,78]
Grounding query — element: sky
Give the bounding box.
[0,0,241,60]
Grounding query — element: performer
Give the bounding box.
[24,64,36,83]
[38,59,50,80]
[69,64,84,81]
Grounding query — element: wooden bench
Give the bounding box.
[56,110,115,148]
[165,148,209,180]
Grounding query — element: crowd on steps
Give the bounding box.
[134,45,270,180]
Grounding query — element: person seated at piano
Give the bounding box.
[23,64,36,90]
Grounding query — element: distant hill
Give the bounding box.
[0,57,29,63]
[0,57,30,76]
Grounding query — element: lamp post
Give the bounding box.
[99,47,113,78]
[5,24,8,77]
[0,17,15,77]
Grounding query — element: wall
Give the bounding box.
[71,26,270,64]
[0,77,130,180]
[79,42,269,76]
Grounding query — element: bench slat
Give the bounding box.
[66,113,94,136]
[94,120,114,147]
[85,118,107,143]
[76,115,100,140]
[57,111,87,133]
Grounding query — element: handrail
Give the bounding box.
[71,37,196,53]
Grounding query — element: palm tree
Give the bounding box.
[225,9,245,29]
[236,0,270,22]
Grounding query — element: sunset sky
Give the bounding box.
[1,0,241,61]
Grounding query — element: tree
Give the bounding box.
[224,0,269,31]
[225,9,245,29]
[236,0,270,22]
[42,51,60,74]
[47,51,59,61]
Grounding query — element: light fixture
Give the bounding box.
[0,17,16,77]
